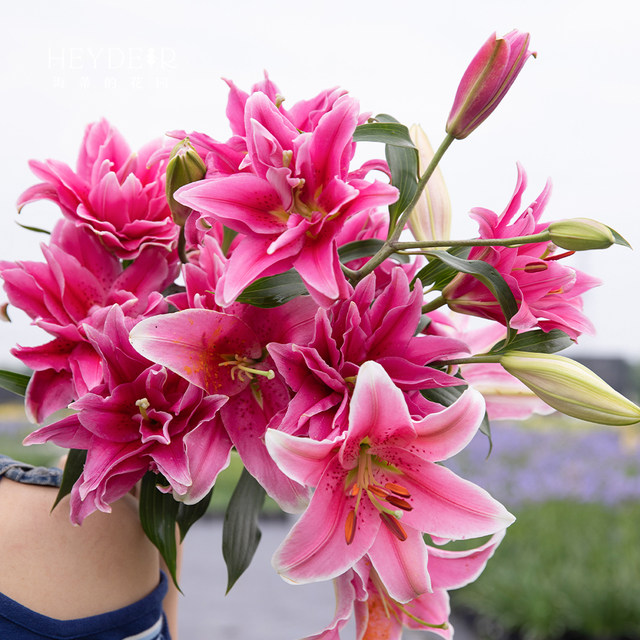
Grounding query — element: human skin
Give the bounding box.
[0,477,180,638]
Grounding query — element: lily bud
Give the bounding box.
[446,30,535,140]
[548,218,615,251]
[165,138,206,226]
[407,124,451,243]
[500,351,640,426]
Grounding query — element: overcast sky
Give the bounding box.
[1,0,639,369]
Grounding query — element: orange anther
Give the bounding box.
[345,509,357,545]
[379,512,407,542]
[384,482,411,498]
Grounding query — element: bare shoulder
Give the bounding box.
[0,478,160,619]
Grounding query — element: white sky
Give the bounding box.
[1,0,639,369]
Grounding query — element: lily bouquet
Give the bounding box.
[2,29,638,639]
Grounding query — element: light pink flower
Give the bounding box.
[18,119,178,259]
[23,306,229,523]
[129,297,319,512]
[446,30,535,139]
[306,531,505,640]
[442,165,600,340]
[0,219,177,422]
[175,91,398,307]
[266,362,513,599]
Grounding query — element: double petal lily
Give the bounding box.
[24,306,229,523]
[268,268,466,440]
[175,92,398,307]
[442,164,599,339]
[266,361,514,600]
[18,119,177,259]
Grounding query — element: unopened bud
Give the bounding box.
[548,218,615,251]
[407,124,451,243]
[165,138,206,226]
[500,351,640,426]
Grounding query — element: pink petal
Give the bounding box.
[368,526,431,603]
[129,309,260,395]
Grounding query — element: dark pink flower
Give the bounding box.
[23,306,229,523]
[18,119,178,259]
[0,219,177,422]
[267,267,467,440]
[175,90,397,307]
[442,165,599,339]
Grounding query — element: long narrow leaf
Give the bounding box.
[338,239,410,265]
[222,468,266,593]
[236,270,308,308]
[414,246,471,289]
[0,369,31,397]
[176,488,213,542]
[52,449,87,511]
[139,472,181,589]
[352,121,416,148]
[424,250,518,337]
[489,329,574,355]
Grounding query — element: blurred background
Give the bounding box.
[1,1,639,638]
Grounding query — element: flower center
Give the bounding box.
[218,354,275,383]
[344,445,413,545]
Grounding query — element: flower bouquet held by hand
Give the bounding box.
[1,29,638,639]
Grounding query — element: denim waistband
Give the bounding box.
[0,455,63,488]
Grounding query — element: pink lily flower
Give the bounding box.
[175,91,398,307]
[267,268,466,441]
[442,164,600,340]
[23,305,229,523]
[446,30,535,139]
[266,361,514,600]
[17,119,178,259]
[129,297,319,512]
[0,219,177,422]
[306,531,505,640]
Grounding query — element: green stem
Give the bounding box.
[422,295,447,314]
[435,354,503,366]
[392,230,551,251]
[177,226,188,264]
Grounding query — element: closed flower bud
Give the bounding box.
[548,218,615,251]
[165,138,206,226]
[407,124,451,243]
[500,351,640,426]
[446,30,535,140]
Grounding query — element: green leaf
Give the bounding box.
[413,246,471,290]
[368,115,419,236]
[479,412,492,456]
[236,270,308,308]
[0,369,31,397]
[52,449,87,511]
[176,488,213,542]
[338,239,410,265]
[488,329,574,355]
[139,472,181,589]
[222,468,266,593]
[222,226,239,255]
[606,225,632,248]
[352,121,416,148]
[15,222,51,235]
[424,250,519,338]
